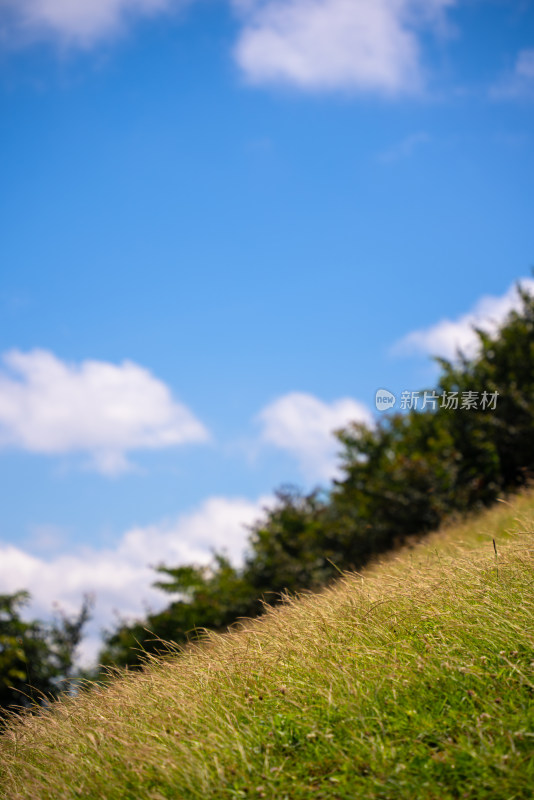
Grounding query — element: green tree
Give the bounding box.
[243,487,332,596]
[100,555,256,669]
[0,591,91,716]
[99,283,534,671]
[437,284,534,496]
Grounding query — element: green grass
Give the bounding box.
[1,493,533,799]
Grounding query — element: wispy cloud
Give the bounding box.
[257,391,372,481]
[0,495,270,665]
[1,0,456,97]
[0,0,185,47]
[378,130,430,162]
[490,48,534,101]
[0,349,209,475]
[393,278,534,360]
[232,0,455,93]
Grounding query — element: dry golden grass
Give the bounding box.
[1,491,533,799]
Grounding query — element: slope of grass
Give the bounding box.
[1,493,533,799]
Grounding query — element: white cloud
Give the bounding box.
[0,0,457,96]
[257,391,372,481]
[393,278,534,360]
[0,495,270,666]
[491,48,534,101]
[378,130,430,162]
[0,349,209,474]
[0,0,181,46]
[232,0,455,93]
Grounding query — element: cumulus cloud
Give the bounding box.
[491,48,534,101]
[257,391,372,481]
[0,495,270,665]
[0,0,456,95]
[232,0,455,93]
[393,278,534,360]
[0,349,209,474]
[0,0,182,46]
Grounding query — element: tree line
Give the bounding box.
[0,592,91,718]
[99,285,534,669]
[2,283,534,710]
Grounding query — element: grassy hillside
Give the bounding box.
[1,493,533,799]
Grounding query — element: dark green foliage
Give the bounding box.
[436,285,534,496]
[0,591,91,716]
[100,284,534,670]
[100,556,256,668]
[243,487,333,596]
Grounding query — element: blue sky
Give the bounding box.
[0,0,533,662]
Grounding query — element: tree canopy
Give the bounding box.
[0,591,91,717]
[99,285,534,670]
